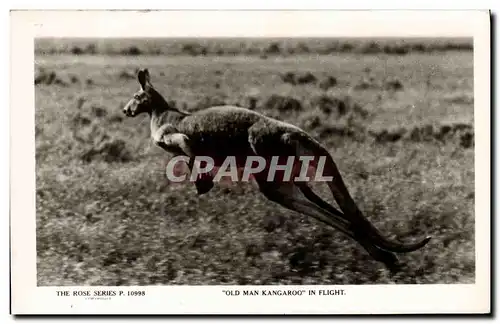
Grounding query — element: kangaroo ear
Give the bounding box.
[137,68,150,90]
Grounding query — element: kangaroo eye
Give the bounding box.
[134,94,140,100]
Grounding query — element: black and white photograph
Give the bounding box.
[10,10,490,314]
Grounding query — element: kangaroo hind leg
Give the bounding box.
[248,129,400,270]
[292,133,431,254]
[288,134,401,268]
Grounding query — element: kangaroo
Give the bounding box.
[122,68,431,270]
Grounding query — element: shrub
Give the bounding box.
[71,113,92,127]
[353,77,404,92]
[296,72,317,85]
[353,77,379,90]
[296,42,310,54]
[297,109,324,131]
[360,41,381,54]
[460,132,474,148]
[264,42,281,55]
[368,122,474,148]
[71,46,84,55]
[385,79,404,91]
[309,95,368,119]
[318,76,337,91]
[91,105,108,118]
[121,46,142,56]
[80,138,133,163]
[281,72,317,86]
[262,94,303,112]
[443,92,474,105]
[35,70,68,86]
[181,43,207,56]
[370,128,407,143]
[118,70,135,80]
[107,115,124,124]
[311,95,346,116]
[383,44,410,55]
[281,72,296,85]
[317,124,358,140]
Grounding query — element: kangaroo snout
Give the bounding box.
[123,106,134,117]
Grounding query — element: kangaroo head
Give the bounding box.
[123,69,165,117]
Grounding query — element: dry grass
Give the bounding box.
[35,42,474,286]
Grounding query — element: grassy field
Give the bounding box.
[35,37,473,56]
[35,39,474,286]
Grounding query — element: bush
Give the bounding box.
[368,122,474,148]
[34,70,68,86]
[91,106,108,118]
[360,41,381,54]
[353,77,379,90]
[121,46,142,56]
[281,71,317,86]
[385,79,404,91]
[85,44,97,54]
[71,46,84,55]
[353,77,404,92]
[262,94,303,112]
[264,42,281,55]
[318,76,337,91]
[107,115,124,124]
[71,113,92,127]
[309,95,368,119]
[296,72,317,85]
[181,43,207,56]
[317,124,359,140]
[281,72,296,85]
[296,42,310,54]
[80,138,133,163]
[383,44,410,55]
[118,70,135,80]
[370,128,407,143]
[460,132,474,148]
[297,110,324,131]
